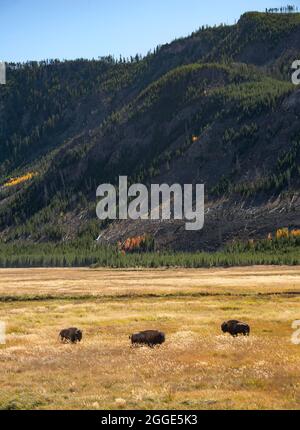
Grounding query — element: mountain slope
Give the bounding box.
[1,12,300,250]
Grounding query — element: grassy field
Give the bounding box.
[0,267,300,410]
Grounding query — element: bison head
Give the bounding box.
[76,329,82,342]
[221,322,228,333]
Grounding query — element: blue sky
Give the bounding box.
[1,0,299,62]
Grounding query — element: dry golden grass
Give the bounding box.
[0,267,300,410]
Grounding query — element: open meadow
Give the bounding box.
[0,266,300,410]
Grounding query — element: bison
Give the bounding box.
[221,320,250,337]
[59,327,83,344]
[130,330,165,347]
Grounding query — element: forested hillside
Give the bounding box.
[1,12,300,253]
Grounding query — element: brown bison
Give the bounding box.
[130,330,165,347]
[221,320,250,337]
[59,327,83,343]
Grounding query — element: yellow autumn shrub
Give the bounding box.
[291,229,300,238]
[275,228,289,240]
[3,172,36,188]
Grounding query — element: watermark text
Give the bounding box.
[291,320,300,345]
[291,60,300,85]
[0,62,6,85]
[96,176,205,231]
[0,321,6,344]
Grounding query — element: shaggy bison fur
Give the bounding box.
[221,320,250,337]
[59,327,83,343]
[130,330,165,347]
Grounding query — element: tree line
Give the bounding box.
[266,5,299,13]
